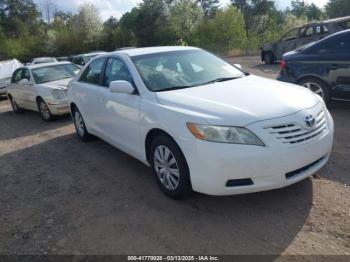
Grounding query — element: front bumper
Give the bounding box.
[177,104,334,196]
[48,101,70,115]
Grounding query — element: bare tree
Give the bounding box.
[41,0,57,24]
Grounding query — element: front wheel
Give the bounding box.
[9,96,23,113]
[38,98,54,121]
[72,107,92,141]
[150,135,193,199]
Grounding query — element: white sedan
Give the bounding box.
[7,62,80,121]
[68,46,334,199]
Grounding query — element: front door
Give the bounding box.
[73,57,107,133]
[20,69,37,111]
[98,56,141,156]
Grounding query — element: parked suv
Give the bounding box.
[277,30,350,104]
[261,16,350,64]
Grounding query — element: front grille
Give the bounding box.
[286,156,326,179]
[265,109,327,145]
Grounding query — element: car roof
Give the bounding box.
[111,46,200,57]
[76,52,105,57]
[25,61,73,70]
[321,16,350,24]
[295,16,350,28]
[32,57,57,62]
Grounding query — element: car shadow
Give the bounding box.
[0,100,72,141]
[0,134,313,255]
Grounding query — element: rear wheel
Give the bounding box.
[150,135,193,199]
[72,107,92,141]
[9,96,23,113]
[298,78,330,104]
[263,52,274,65]
[37,98,54,121]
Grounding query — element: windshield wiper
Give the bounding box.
[202,77,241,85]
[156,77,242,92]
[157,85,195,92]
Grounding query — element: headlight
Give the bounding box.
[52,89,65,100]
[186,123,265,146]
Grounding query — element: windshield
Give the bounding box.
[32,64,80,84]
[132,49,245,92]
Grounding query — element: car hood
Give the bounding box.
[38,78,72,90]
[156,75,320,126]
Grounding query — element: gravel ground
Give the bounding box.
[0,56,349,257]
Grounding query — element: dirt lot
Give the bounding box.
[0,56,349,257]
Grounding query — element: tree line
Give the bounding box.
[0,0,349,62]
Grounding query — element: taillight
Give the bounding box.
[280,60,287,71]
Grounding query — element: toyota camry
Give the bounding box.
[68,46,334,199]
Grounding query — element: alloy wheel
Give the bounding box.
[39,101,51,120]
[302,82,324,98]
[153,145,180,191]
[74,111,85,137]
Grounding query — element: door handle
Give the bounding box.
[97,96,105,101]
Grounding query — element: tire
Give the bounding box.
[150,135,193,199]
[9,96,23,113]
[72,107,92,141]
[37,98,54,121]
[263,52,274,65]
[298,78,330,105]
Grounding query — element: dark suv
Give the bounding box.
[261,16,350,64]
[277,30,350,104]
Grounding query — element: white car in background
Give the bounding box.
[0,59,23,96]
[68,46,334,199]
[31,57,58,64]
[7,62,80,121]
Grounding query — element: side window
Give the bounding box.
[337,20,350,30]
[80,58,105,85]
[301,26,313,37]
[11,69,23,83]
[22,69,30,81]
[322,25,329,33]
[103,57,133,87]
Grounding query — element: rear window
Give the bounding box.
[337,20,350,30]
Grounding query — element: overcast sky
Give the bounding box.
[34,0,329,21]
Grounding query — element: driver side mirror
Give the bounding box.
[18,79,30,85]
[110,80,134,94]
